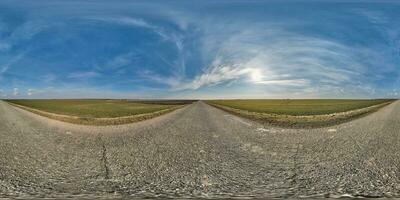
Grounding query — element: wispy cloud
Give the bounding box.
[177,49,314,91]
[0,1,399,99]
[103,51,138,70]
[0,53,25,75]
[87,16,177,42]
[91,11,396,98]
[172,19,386,97]
[138,70,181,87]
[0,20,48,52]
[67,71,100,79]
[88,16,186,78]
[42,74,57,83]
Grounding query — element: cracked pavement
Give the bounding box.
[0,100,399,198]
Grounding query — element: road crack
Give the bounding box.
[289,142,301,195]
[100,136,110,179]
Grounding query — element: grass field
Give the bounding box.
[5,100,192,125]
[206,99,394,116]
[206,99,395,128]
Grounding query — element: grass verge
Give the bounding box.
[206,99,395,128]
[6,100,190,126]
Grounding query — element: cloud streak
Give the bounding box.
[88,16,187,80]
[0,53,25,75]
[68,71,100,79]
[175,30,345,91]
[0,1,399,98]
[0,20,48,52]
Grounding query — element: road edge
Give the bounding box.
[205,100,395,128]
[5,101,187,126]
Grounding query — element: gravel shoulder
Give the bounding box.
[0,100,399,198]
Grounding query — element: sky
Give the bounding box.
[0,0,399,99]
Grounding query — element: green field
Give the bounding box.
[6,99,189,118]
[207,99,394,116]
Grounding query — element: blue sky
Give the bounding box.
[0,0,399,99]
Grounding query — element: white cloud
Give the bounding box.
[124,8,398,98]
[177,65,249,90]
[114,17,153,28]
[27,89,35,96]
[387,89,399,97]
[172,21,380,96]
[120,17,368,96]
[176,62,310,90]
[0,4,396,99]
[13,88,19,96]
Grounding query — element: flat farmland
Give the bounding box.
[207,99,395,127]
[5,99,192,125]
[206,99,393,115]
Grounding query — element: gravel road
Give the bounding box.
[0,100,399,198]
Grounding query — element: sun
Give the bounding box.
[249,68,263,83]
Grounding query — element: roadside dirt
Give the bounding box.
[207,101,393,128]
[6,102,185,126]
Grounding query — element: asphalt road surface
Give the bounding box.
[0,100,399,198]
